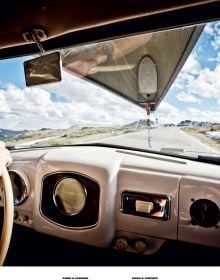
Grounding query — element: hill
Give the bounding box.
[0,128,25,139]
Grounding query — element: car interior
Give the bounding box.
[0,0,220,267]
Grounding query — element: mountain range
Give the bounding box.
[0,129,26,139]
[177,120,220,127]
[125,119,220,127]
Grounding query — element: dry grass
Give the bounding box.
[5,126,147,147]
[182,126,220,151]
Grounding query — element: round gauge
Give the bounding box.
[53,177,87,216]
[190,199,220,228]
[9,171,28,205]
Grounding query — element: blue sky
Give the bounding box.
[0,21,220,130]
[0,56,28,88]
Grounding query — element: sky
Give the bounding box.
[0,21,220,130]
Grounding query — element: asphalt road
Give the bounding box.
[93,127,214,154]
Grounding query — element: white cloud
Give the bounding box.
[204,21,220,50]
[176,91,201,104]
[154,102,220,125]
[0,73,146,130]
[216,52,220,62]
[0,90,11,113]
[181,54,201,75]
[204,23,214,35]
[154,102,186,124]
[188,107,220,123]
[208,51,220,63]
[172,54,201,92]
[207,57,215,62]
[211,38,220,50]
[173,54,220,102]
[189,65,220,99]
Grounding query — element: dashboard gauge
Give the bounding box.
[53,177,87,216]
[9,171,29,205]
[190,199,220,228]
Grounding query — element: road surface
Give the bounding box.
[90,127,215,154]
[16,136,60,147]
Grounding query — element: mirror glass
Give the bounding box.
[24,52,61,86]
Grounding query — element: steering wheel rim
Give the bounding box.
[0,167,14,266]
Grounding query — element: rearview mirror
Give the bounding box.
[24,52,62,86]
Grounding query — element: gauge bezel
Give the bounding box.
[190,199,220,228]
[41,171,100,228]
[8,170,29,206]
[53,177,87,216]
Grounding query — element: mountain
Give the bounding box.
[38,128,52,131]
[177,120,220,127]
[124,119,155,127]
[0,128,25,139]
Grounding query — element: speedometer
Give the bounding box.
[53,177,87,216]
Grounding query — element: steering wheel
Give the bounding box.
[0,167,14,265]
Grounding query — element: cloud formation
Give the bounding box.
[173,52,220,102]
[0,72,146,130]
[204,21,220,50]
[154,102,184,124]
[176,91,201,104]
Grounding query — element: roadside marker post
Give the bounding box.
[146,101,152,148]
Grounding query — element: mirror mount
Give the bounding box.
[22,28,47,54]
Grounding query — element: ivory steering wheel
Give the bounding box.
[0,167,14,265]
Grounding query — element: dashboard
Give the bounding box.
[0,145,220,255]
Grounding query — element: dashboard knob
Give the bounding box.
[134,239,148,254]
[115,238,128,251]
[18,215,29,223]
[14,211,19,220]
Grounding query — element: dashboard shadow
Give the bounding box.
[4,223,220,267]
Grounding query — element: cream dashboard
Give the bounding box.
[0,145,220,255]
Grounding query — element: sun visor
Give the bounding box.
[61,25,204,111]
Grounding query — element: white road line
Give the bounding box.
[16,136,60,147]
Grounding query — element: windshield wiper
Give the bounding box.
[6,145,16,150]
[160,147,220,165]
[197,154,220,165]
[6,143,51,150]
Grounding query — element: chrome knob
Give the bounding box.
[134,239,148,254]
[115,238,128,251]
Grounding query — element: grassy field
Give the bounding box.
[5,126,147,147]
[182,125,220,151]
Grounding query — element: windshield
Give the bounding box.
[1,21,220,159]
